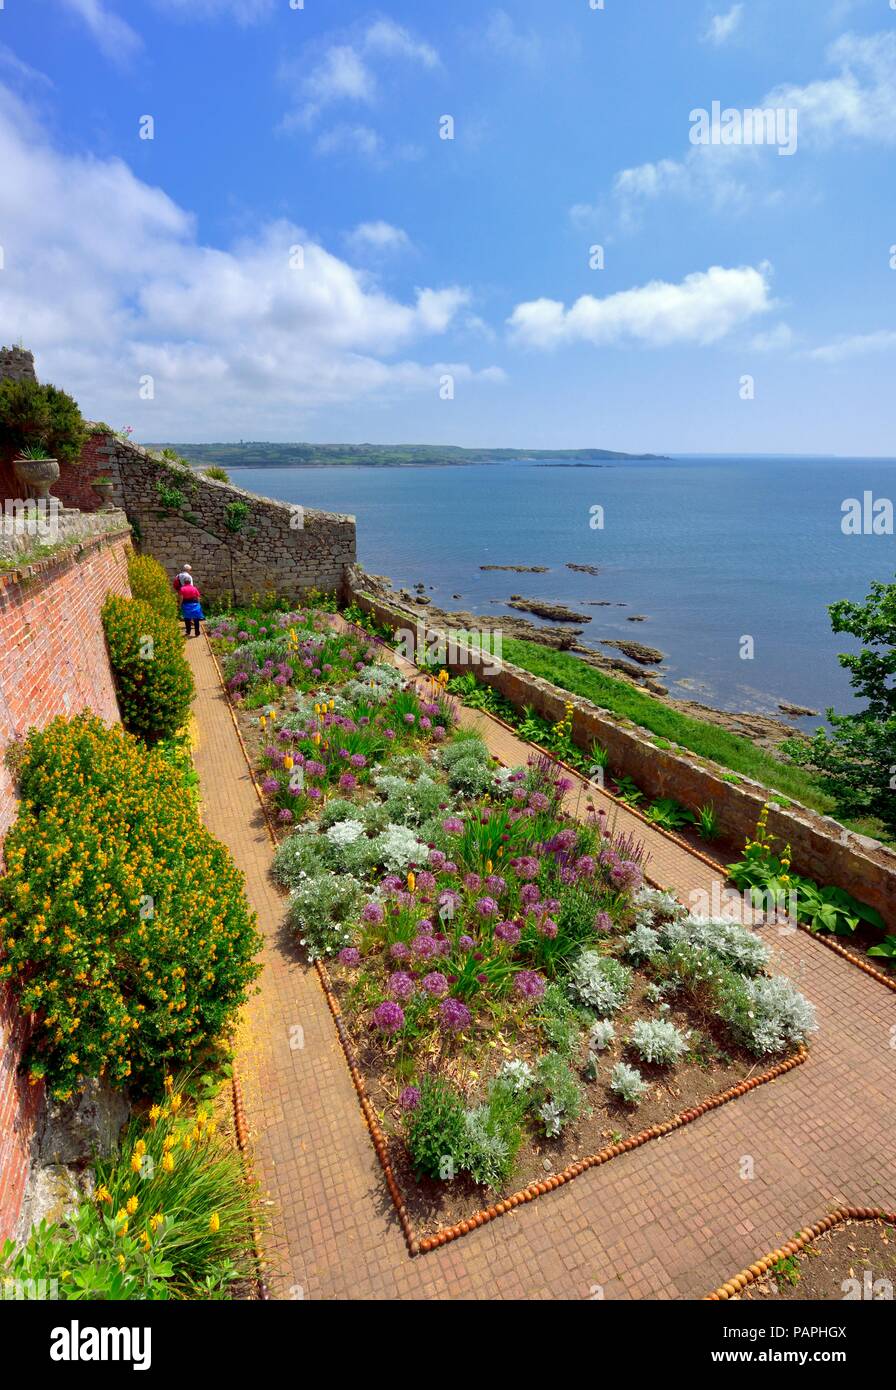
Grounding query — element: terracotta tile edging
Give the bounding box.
[704,1207,896,1300]
[203,631,812,1260]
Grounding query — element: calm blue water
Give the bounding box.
[227,457,896,723]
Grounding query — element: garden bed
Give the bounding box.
[209,600,818,1251]
[740,1217,896,1302]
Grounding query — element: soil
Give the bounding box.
[740,1219,896,1301]
[332,959,788,1241]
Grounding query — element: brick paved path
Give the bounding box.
[186,637,896,1300]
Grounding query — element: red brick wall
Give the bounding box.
[0,529,131,1240]
[52,432,110,513]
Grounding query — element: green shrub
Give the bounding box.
[1,1084,257,1299]
[127,553,179,623]
[0,376,87,463]
[203,465,230,483]
[103,594,194,741]
[0,715,262,1099]
[405,1076,467,1180]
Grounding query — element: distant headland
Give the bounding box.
[145,442,669,469]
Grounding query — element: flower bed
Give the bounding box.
[209,605,374,709]
[264,680,817,1239]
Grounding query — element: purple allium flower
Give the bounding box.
[439,998,472,1033]
[444,861,458,874]
[421,971,449,997]
[457,935,475,952]
[611,860,643,891]
[388,971,416,1001]
[373,1001,404,1034]
[537,917,558,939]
[432,726,446,742]
[361,901,385,925]
[399,1085,421,1112]
[515,970,546,1000]
[529,792,550,812]
[513,856,540,881]
[495,920,521,945]
[403,713,415,725]
[338,773,358,793]
[576,856,596,876]
[420,716,432,730]
[261,777,279,795]
[595,911,613,933]
[413,935,440,961]
[389,941,410,961]
[382,875,403,893]
[415,871,436,893]
[350,754,366,769]
[511,787,527,803]
[442,817,463,834]
[556,777,574,795]
[464,873,482,893]
[277,809,294,825]
[384,729,396,741]
[475,897,499,918]
[520,883,541,906]
[429,849,447,870]
[305,760,326,779]
[339,947,361,967]
[308,787,322,801]
[485,875,506,895]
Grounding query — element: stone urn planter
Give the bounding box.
[91,476,115,511]
[14,454,60,500]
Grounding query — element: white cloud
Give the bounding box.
[155,0,276,22]
[508,264,774,350]
[750,323,795,352]
[480,10,542,67]
[702,5,744,46]
[347,222,413,255]
[808,330,896,363]
[55,0,142,63]
[0,84,498,437]
[281,20,438,136]
[767,31,896,145]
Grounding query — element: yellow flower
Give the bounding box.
[130,1152,142,1174]
[140,1231,151,1251]
[149,1104,161,1126]
[117,1253,126,1270]
[164,1074,173,1092]
[407,871,416,893]
[170,1093,183,1113]
[149,1212,163,1232]
[209,1212,220,1234]
[283,755,294,771]
[95,1185,112,1205]
[485,859,493,874]
[162,1152,174,1174]
[126,1196,139,1216]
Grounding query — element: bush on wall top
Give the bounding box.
[103,593,194,742]
[0,714,262,1100]
[0,377,87,463]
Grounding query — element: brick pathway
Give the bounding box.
[186,637,896,1300]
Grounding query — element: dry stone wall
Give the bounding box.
[81,431,356,605]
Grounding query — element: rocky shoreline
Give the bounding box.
[363,572,812,753]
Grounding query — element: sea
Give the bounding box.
[225,456,896,725]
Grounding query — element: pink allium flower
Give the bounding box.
[373,1001,404,1034]
[339,947,361,967]
[495,920,521,945]
[515,970,546,1000]
[421,971,449,997]
[439,998,472,1033]
[361,902,384,925]
[388,971,415,1001]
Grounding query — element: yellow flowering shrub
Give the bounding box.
[102,593,194,742]
[0,715,262,1099]
[126,553,180,623]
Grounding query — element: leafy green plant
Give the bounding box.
[696,803,721,841]
[405,1076,467,1180]
[203,466,230,483]
[102,594,194,742]
[0,376,87,463]
[868,936,896,967]
[0,715,262,1098]
[224,501,250,533]
[155,478,186,510]
[613,775,644,806]
[644,798,695,830]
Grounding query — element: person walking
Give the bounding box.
[173,563,195,594]
[178,580,205,638]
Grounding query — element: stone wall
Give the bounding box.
[0,347,37,385]
[58,429,357,605]
[0,523,132,1241]
[347,581,896,926]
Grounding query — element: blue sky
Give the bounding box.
[1,0,895,452]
